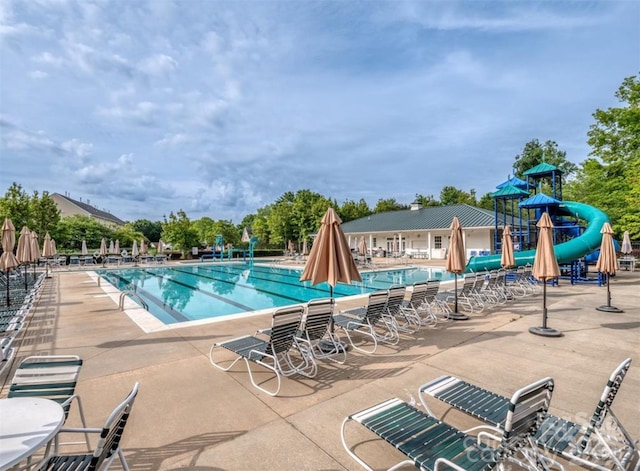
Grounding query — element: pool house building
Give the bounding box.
[340,203,497,260]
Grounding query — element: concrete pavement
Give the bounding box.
[1,262,638,470]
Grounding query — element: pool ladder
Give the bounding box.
[119,289,149,311]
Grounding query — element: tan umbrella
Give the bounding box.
[500,225,515,269]
[81,240,88,256]
[30,231,41,280]
[114,239,120,255]
[132,240,139,258]
[358,236,367,256]
[42,232,54,257]
[157,239,164,253]
[302,239,308,256]
[51,239,57,256]
[99,238,107,256]
[300,207,362,297]
[16,226,32,290]
[621,231,632,255]
[140,239,147,254]
[288,240,295,256]
[109,240,115,254]
[530,212,562,337]
[1,218,20,305]
[596,222,623,313]
[445,217,468,319]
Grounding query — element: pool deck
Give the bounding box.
[1,258,638,470]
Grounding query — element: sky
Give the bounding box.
[1,1,638,224]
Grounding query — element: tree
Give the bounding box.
[193,217,217,247]
[56,215,114,252]
[131,219,162,243]
[30,191,60,241]
[339,198,372,222]
[0,183,31,231]
[439,186,476,206]
[161,210,200,257]
[569,74,640,238]
[513,139,577,180]
[374,198,407,213]
[414,194,440,207]
[476,192,495,211]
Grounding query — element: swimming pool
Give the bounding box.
[96,262,453,326]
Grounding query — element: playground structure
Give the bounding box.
[466,162,610,284]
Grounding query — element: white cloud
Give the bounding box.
[29,70,48,79]
[138,54,178,77]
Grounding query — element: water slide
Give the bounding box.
[465,201,609,272]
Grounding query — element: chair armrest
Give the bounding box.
[59,427,102,434]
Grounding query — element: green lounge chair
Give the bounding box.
[342,376,556,471]
[419,358,638,471]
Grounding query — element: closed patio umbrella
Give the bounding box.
[302,239,308,256]
[445,217,469,320]
[157,240,164,253]
[300,207,362,297]
[288,240,295,256]
[99,238,107,256]
[500,225,515,269]
[81,240,88,256]
[109,240,115,254]
[30,231,40,279]
[1,218,20,306]
[621,231,632,255]
[140,239,147,254]
[530,213,562,337]
[132,240,139,266]
[596,222,623,313]
[300,207,361,352]
[42,233,54,258]
[114,239,120,255]
[16,226,32,290]
[358,236,368,265]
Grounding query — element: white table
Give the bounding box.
[0,397,65,471]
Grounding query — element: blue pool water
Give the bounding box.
[97,263,454,325]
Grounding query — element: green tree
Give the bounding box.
[439,186,477,206]
[339,198,372,222]
[193,217,217,247]
[161,210,200,258]
[513,139,578,180]
[476,192,495,211]
[374,198,407,213]
[131,219,162,243]
[568,74,640,238]
[0,183,31,230]
[414,194,440,207]
[30,191,60,241]
[56,215,114,252]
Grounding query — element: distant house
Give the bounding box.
[340,203,496,260]
[51,193,126,228]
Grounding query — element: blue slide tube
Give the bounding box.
[465,201,609,272]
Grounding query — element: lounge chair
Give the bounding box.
[39,382,139,471]
[9,355,90,450]
[342,376,557,471]
[386,285,419,334]
[298,298,347,369]
[209,305,313,396]
[400,281,437,327]
[419,358,638,471]
[333,290,398,354]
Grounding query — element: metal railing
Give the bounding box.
[119,289,148,311]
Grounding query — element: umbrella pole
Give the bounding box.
[6,273,9,307]
[24,265,28,291]
[448,273,469,321]
[529,279,562,337]
[596,273,624,313]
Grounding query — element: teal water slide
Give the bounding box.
[465,201,609,272]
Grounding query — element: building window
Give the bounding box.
[434,235,442,249]
[372,237,376,248]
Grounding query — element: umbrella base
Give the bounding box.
[529,326,563,337]
[596,305,624,313]
[448,312,470,321]
[318,339,349,354]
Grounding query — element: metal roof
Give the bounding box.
[518,193,561,208]
[491,185,530,198]
[496,176,528,190]
[523,162,562,176]
[53,193,126,225]
[341,204,496,234]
